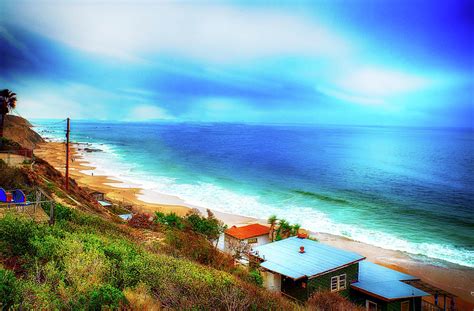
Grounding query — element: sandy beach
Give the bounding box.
[35,141,474,307]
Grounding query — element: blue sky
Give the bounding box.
[0,0,473,127]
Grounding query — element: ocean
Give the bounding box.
[35,120,474,268]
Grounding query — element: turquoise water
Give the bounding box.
[35,120,474,267]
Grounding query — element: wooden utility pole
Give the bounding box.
[65,117,70,191]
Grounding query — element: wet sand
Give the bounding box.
[35,141,474,307]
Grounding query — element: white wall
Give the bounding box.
[251,234,270,247]
[262,271,281,292]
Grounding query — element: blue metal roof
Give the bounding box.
[358,261,417,282]
[119,214,132,220]
[98,200,112,207]
[352,261,429,300]
[251,237,365,279]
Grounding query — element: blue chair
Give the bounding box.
[12,189,26,204]
[0,188,7,202]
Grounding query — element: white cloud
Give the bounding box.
[129,105,173,121]
[317,86,385,106]
[335,67,432,97]
[6,1,350,63]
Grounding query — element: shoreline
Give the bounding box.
[35,141,474,305]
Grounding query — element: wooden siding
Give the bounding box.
[308,263,359,298]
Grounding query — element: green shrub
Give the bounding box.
[154,211,184,229]
[0,207,298,310]
[185,209,227,242]
[88,284,127,310]
[0,268,18,308]
[53,203,74,221]
[248,269,263,287]
[0,214,38,257]
[19,280,63,310]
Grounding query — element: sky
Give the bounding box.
[0,0,473,127]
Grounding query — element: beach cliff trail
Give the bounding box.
[32,119,474,304]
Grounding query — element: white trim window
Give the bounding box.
[366,300,377,311]
[330,274,347,292]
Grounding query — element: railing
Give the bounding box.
[0,188,54,224]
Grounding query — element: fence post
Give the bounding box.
[49,202,55,225]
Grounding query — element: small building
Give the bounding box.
[224,224,270,256]
[250,236,365,299]
[118,214,132,221]
[351,261,429,311]
[90,191,112,208]
[90,191,105,201]
[250,236,430,310]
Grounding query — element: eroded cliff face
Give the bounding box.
[3,115,44,149]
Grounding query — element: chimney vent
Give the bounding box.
[299,246,305,253]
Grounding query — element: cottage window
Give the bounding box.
[401,301,410,311]
[366,300,377,311]
[330,274,346,292]
[330,276,338,291]
[338,274,346,290]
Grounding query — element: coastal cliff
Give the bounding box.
[3,115,44,149]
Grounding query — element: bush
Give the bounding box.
[155,211,184,229]
[248,269,263,287]
[0,211,299,310]
[185,209,227,243]
[128,213,154,229]
[0,214,38,257]
[88,284,127,310]
[163,229,234,271]
[124,283,161,311]
[307,291,364,311]
[0,268,18,308]
[53,203,74,221]
[0,160,33,191]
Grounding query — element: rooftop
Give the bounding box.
[351,261,429,300]
[251,237,365,279]
[225,223,270,240]
[98,200,112,207]
[119,214,132,221]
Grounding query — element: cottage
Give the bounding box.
[224,224,270,257]
[90,191,105,201]
[250,236,364,299]
[250,236,431,311]
[351,261,428,311]
[90,191,112,207]
[118,213,132,221]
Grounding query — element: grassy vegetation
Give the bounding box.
[0,205,296,310]
[0,156,363,310]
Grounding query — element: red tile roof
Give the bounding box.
[225,224,270,240]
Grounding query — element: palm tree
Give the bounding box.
[0,89,17,138]
[276,219,292,239]
[291,224,301,236]
[267,215,278,242]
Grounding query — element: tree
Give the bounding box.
[291,224,301,236]
[225,237,251,261]
[184,209,227,247]
[276,219,292,240]
[267,215,278,242]
[0,89,17,138]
